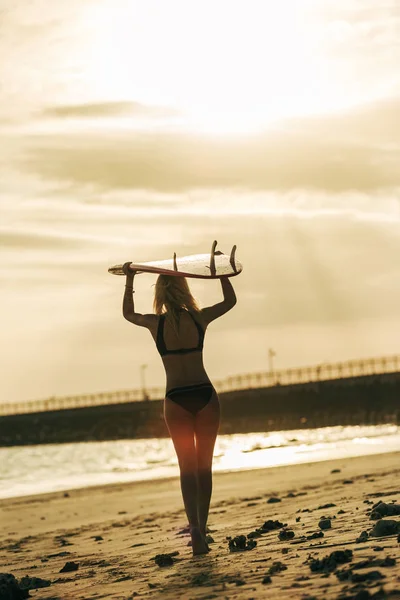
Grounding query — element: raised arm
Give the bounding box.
[122,263,156,329]
[201,277,237,325]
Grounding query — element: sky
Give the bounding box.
[1,0,399,404]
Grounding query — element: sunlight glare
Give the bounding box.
[83,0,348,133]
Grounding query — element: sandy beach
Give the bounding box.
[1,452,399,599]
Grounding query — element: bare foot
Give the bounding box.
[190,526,209,556]
[199,528,211,552]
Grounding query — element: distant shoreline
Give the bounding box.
[1,448,399,506]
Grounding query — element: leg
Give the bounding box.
[164,396,208,555]
[194,389,220,539]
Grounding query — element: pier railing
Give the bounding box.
[1,354,399,416]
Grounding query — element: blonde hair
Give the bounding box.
[153,275,200,334]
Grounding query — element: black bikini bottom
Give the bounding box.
[165,382,214,416]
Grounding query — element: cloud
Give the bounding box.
[17,96,400,193]
[21,132,399,193]
[323,0,400,45]
[16,140,394,194]
[40,101,182,120]
[0,229,83,250]
[286,97,400,145]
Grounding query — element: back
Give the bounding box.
[156,310,205,357]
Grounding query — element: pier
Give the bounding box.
[0,354,399,446]
[1,354,398,416]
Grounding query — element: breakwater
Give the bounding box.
[1,372,399,446]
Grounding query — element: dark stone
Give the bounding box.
[262,576,272,584]
[369,502,400,519]
[228,535,257,552]
[319,518,331,530]
[260,520,285,531]
[308,549,353,572]
[154,554,174,567]
[59,561,79,573]
[336,569,385,583]
[18,576,51,590]
[331,469,341,473]
[267,561,287,575]
[370,519,400,537]
[307,531,324,540]
[317,503,337,509]
[151,551,178,561]
[278,529,295,541]
[247,530,263,539]
[370,510,381,520]
[267,497,281,503]
[0,573,29,600]
[356,531,369,543]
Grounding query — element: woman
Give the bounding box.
[121,263,237,555]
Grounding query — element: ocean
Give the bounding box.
[1,423,399,500]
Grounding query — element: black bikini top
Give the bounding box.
[156,311,204,357]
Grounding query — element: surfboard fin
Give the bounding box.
[230,245,238,273]
[209,240,217,277]
[173,252,178,271]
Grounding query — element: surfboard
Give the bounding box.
[108,240,243,279]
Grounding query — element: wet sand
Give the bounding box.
[1,451,399,599]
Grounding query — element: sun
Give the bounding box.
[78,0,348,134]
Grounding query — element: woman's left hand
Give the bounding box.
[122,262,136,276]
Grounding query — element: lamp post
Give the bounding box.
[268,348,276,383]
[140,364,148,400]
